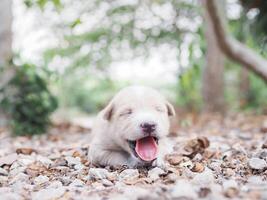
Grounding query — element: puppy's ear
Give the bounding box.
[166,101,175,117]
[103,102,114,121]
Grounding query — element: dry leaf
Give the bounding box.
[191,162,205,173]
[16,148,36,155]
[165,153,184,165]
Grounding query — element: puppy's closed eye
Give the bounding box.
[119,109,132,117]
[155,106,165,113]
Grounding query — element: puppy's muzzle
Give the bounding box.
[140,122,157,134]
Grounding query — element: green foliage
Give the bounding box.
[246,73,267,110]
[0,64,58,135]
[56,74,117,113]
[24,0,62,10]
[176,63,202,112]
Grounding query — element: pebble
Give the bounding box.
[74,163,84,170]
[192,168,214,186]
[148,167,165,181]
[47,181,63,189]
[0,167,8,176]
[119,169,139,181]
[89,168,110,180]
[223,179,238,191]
[69,179,84,187]
[171,179,197,199]
[36,156,53,167]
[65,156,81,167]
[248,157,267,170]
[34,175,49,185]
[209,161,222,173]
[101,179,113,187]
[0,153,18,166]
[32,188,66,200]
[0,193,22,200]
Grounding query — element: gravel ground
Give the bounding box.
[1,114,267,200]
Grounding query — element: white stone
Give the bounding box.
[119,169,139,181]
[34,175,49,185]
[65,156,81,167]
[36,155,53,167]
[248,158,267,170]
[46,181,63,189]
[101,179,113,187]
[0,153,18,166]
[74,164,84,171]
[32,188,66,200]
[0,167,8,176]
[69,179,84,187]
[192,168,214,186]
[0,193,22,200]
[223,179,238,191]
[171,179,197,199]
[148,167,165,181]
[89,168,110,180]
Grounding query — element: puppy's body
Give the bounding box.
[89,86,175,168]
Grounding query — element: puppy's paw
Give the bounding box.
[127,157,141,168]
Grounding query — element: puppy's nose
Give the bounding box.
[140,122,156,133]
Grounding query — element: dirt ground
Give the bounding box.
[1,113,267,200]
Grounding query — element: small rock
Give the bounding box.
[89,168,110,180]
[192,168,214,186]
[36,156,53,167]
[0,153,18,166]
[51,158,68,167]
[208,161,222,173]
[247,176,265,186]
[47,181,63,189]
[10,173,29,184]
[248,157,267,170]
[0,167,8,176]
[17,158,34,166]
[101,179,113,187]
[180,160,194,169]
[123,186,158,200]
[171,179,197,199]
[32,188,66,200]
[69,179,84,187]
[0,193,22,200]
[119,169,139,181]
[59,177,72,186]
[148,167,165,181]
[34,175,49,185]
[65,156,81,167]
[74,163,84,171]
[0,176,8,184]
[223,179,238,190]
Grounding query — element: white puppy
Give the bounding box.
[88,85,175,168]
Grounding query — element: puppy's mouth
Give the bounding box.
[127,136,158,162]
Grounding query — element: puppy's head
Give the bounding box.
[102,85,175,163]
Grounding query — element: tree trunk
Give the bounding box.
[202,0,225,113]
[0,0,12,66]
[0,0,13,126]
[205,0,267,82]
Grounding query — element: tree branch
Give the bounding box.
[205,0,267,82]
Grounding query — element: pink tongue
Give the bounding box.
[135,136,158,161]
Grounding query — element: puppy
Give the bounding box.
[88,85,175,168]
